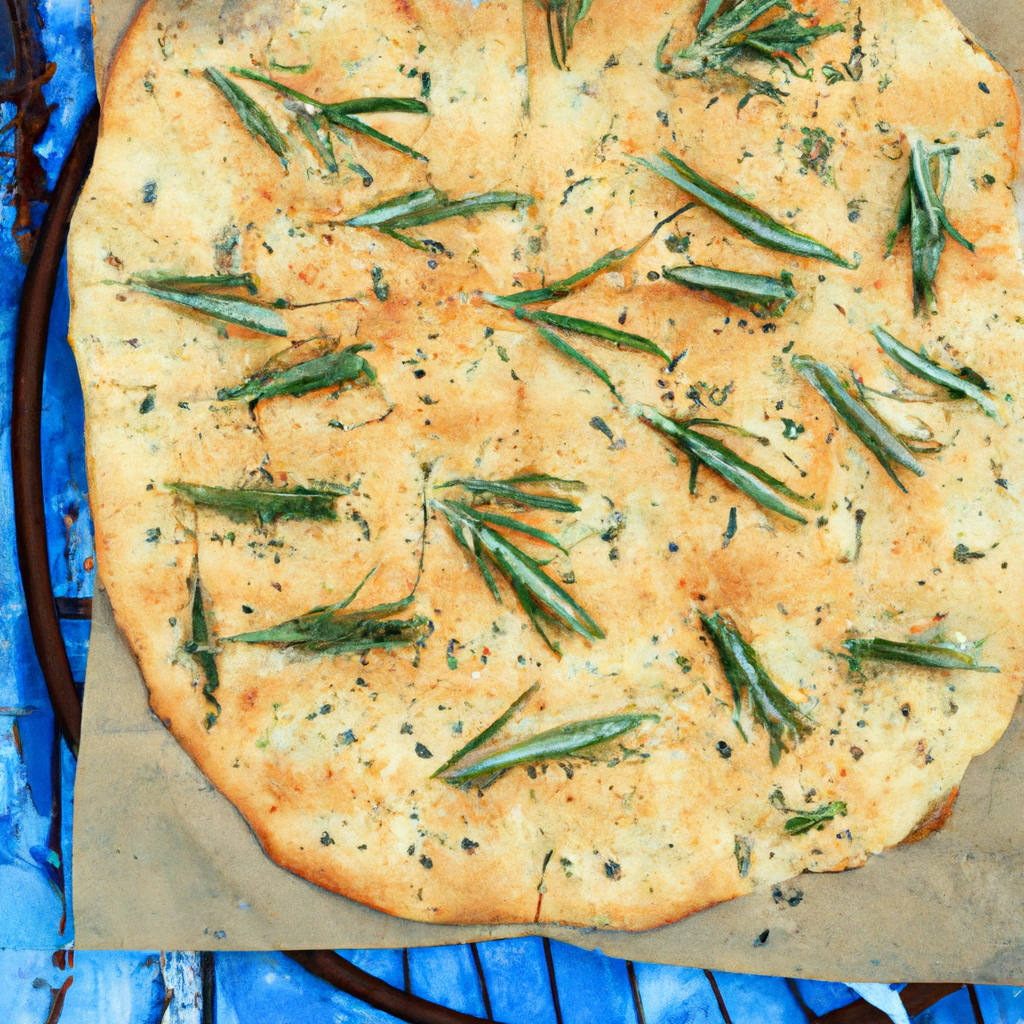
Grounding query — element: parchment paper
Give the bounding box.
[74,0,1024,981]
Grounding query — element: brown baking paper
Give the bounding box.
[74,0,1024,980]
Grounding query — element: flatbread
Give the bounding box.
[67,0,1024,930]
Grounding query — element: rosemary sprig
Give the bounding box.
[128,277,288,337]
[700,611,811,766]
[438,713,657,782]
[227,567,430,655]
[534,324,621,399]
[432,498,603,654]
[783,801,848,836]
[657,0,844,106]
[887,141,974,316]
[872,326,998,421]
[435,474,583,513]
[792,354,924,492]
[130,271,258,294]
[217,344,377,407]
[229,66,430,162]
[663,264,796,318]
[638,405,810,523]
[346,187,534,250]
[205,68,288,163]
[431,683,540,777]
[168,483,340,524]
[538,0,595,70]
[184,559,220,728]
[485,239,648,309]
[638,150,856,268]
[513,308,670,363]
[842,638,999,673]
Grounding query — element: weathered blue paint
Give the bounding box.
[0,2,1022,1022]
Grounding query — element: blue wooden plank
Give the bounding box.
[975,985,1024,1024]
[631,962,725,1024]
[911,986,974,1024]
[0,949,164,1024]
[475,936,558,1024]
[713,971,810,1024]
[547,941,638,1024]
[791,978,861,1016]
[337,947,406,991]
[407,943,488,1017]
[215,950,401,1023]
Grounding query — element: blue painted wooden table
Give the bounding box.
[1,1,1023,1020]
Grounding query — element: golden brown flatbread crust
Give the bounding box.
[68,0,1024,929]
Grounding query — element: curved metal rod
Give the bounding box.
[13,105,481,1024]
[12,101,99,755]
[286,951,492,1024]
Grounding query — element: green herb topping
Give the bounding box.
[205,67,288,163]
[784,801,848,836]
[437,713,657,783]
[663,265,796,318]
[168,483,340,524]
[657,0,844,107]
[184,559,221,729]
[886,141,975,316]
[701,611,812,766]
[128,274,288,337]
[229,66,430,162]
[637,150,856,268]
[638,405,810,523]
[435,474,583,513]
[538,0,595,70]
[217,344,377,407]
[792,354,924,492]
[432,497,603,655]
[431,683,540,778]
[513,308,670,364]
[841,638,999,673]
[872,326,998,421]
[226,567,430,655]
[485,239,649,309]
[346,187,534,250]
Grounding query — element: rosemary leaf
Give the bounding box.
[700,611,811,766]
[663,264,796,318]
[539,0,596,70]
[842,638,999,673]
[432,499,603,652]
[130,283,288,337]
[638,405,809,523]
[227,568,429,654]
[439,713,657,782]
[229,66,430,161]
[431,683,540,777]
[514,308,670,363]
[217,344,377,405]
[638,150,856,268]
[792,354,923,492]
[346,188,534,248]
[784,801,847,836]
[436,476,582,513]
[295,111,338,173]
[168,483,339,524]
[533,324,622,399]
[659,0,844,103]
[130,271,258,294]
[872,325,998,420]
[888,141,974,315]
[457,507,569,554]
[185,560,220,728]
[486,239,648,308]
[205,68,288,162]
